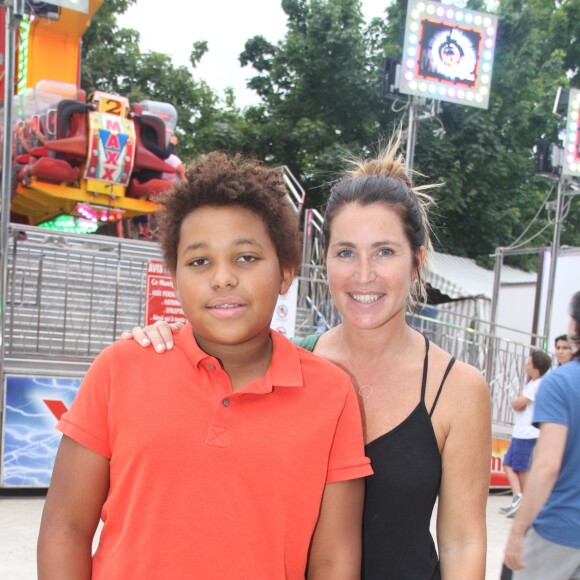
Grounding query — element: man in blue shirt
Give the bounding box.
[504,291,580,579]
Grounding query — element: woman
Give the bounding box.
[554,334,573,366]
[504,292,580,578]
[125,139,491,578]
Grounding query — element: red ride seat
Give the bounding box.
[126,177,174,198]
[27,157,80,183]
[45,100,93,160]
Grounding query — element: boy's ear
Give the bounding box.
[279,267,295,296]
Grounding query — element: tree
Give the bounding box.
[239,0,395,207]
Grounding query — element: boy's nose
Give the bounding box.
[211,264,238,289]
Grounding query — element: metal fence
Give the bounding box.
[4,225,160,368]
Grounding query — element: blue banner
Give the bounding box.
[2,375,81,487]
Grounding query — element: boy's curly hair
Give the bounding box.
[156,152,302,275]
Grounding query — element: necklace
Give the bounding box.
[358,384,373,399]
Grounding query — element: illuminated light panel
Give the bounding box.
[399,0,498,109]
[39,215,99,234]
[73,203,126,223]
[561,88,580,177]
[17,16,31,95]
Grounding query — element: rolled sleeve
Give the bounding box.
[326,382,373,483]
[57,346,114,458]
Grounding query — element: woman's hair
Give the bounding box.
[569,291,580,360]
[156,152,302,274]
[322,134,435,308]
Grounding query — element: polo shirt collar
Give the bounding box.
[174,323,304,389]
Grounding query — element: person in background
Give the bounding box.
[554,334,573,366]
[161,152,186,183]
[124,135,491,579]
[504,291,580,579]
[132,134,180,240]
[38,152,371,579]
[500,350,552,518]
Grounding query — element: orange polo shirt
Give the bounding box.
[58,324,372,579]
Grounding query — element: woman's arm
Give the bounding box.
[503,423,567,571]
[120,320,183,352]
[307,479,364,580]
[436,365,491,580]
[38,435,109,580]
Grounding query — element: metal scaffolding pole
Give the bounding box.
[405,97,419,175]
[542,175,569,348]
[1,0,24,374]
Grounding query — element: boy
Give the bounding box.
[501,349,552,518]
[38,153,372,579]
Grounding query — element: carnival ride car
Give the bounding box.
[7,80,177,227]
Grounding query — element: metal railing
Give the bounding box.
[4,225,160,368]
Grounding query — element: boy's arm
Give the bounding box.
[306,478,364,580]
[38,435,109,580]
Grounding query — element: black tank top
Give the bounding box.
[362,337,455,579]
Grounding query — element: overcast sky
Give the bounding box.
[118,0,389,108]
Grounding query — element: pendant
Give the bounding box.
[358,384,373,399]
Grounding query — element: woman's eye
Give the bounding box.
[237,255,258,263]
[337,249,353,258]
[378,247,393,257]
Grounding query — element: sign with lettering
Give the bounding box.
[84,111,135,187]
[145,261,186,326]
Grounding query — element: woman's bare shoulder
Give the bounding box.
[428,341,489,403]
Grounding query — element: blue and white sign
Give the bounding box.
[1,375,82,487]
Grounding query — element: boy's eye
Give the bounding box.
[237,255,259,263]
[188,258,210,267]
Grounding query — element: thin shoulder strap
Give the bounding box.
[420,335,430,402]
[429,356,456,418]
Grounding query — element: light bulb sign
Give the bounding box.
[399,0,498,109]
[562,88,580,177]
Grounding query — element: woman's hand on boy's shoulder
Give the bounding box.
[119,321,183,352]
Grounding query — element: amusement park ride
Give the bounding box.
[1,0,177,233]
